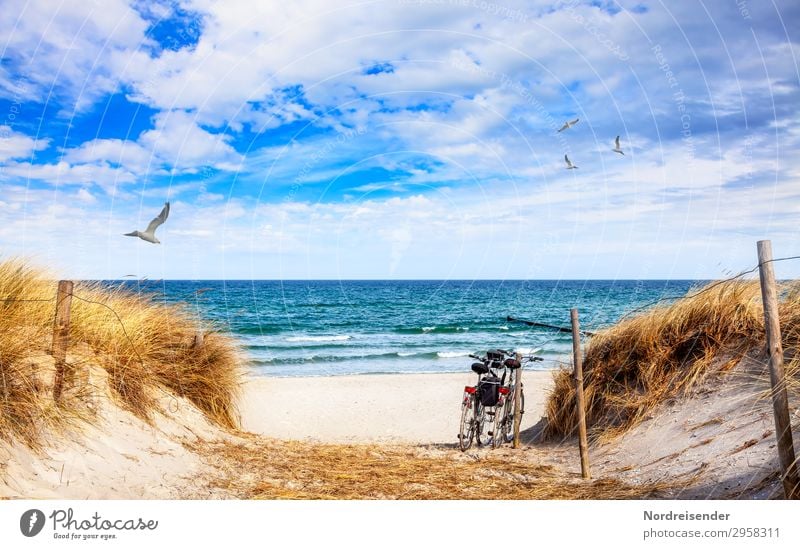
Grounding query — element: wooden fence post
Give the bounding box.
[52,280,74,401]
[757,240,800,499]
[512,352,523,449]
[571,308,591,479]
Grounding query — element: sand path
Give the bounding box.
[239,371,555,444]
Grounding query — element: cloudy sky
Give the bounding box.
[0,0,798,280]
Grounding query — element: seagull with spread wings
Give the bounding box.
[557,118,580,132]
[124,202,170,244]
[612,135,625,155]
[564,154,578,169]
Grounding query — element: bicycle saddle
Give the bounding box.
[504,358,521,369]
[471,362,489,375]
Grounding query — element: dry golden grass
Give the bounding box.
[0,259,241,446]
[0,261,67,446]
[777,282,800,406]
[544,281,766,440]
[67,281,241,428]
[191,436,676,500]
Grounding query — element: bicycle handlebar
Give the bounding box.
[468,350,543,363]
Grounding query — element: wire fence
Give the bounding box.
[1,287,147,364]
[508,254,800,337]
[0,281,205,406]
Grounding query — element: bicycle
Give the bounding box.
[491,350,543,448]
[458,351,503,451]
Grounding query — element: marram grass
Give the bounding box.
[544,280,800,441]
[0,259,240,446]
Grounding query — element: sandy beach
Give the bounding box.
[0,353,788,500]
[240,371,555,444]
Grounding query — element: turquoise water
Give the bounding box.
[108,280,700,377]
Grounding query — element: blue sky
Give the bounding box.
[0,0,798,279]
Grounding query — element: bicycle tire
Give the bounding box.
[475,402,492,446]
[503,386,525,443]
[491,401,503,449]
[458,395,475,451]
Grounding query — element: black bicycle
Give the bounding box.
[491,350,543,448]
[457,350,507,451]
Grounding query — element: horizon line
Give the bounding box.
[90,277,723,282]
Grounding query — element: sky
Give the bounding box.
[0,0,798,280]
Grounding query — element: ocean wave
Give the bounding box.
[436,351,472,358]
[248,348,480,365]
[394,325,473,334]
[230,325,285,335]
[250,350,422,365]
[499,325,509,330]
[284,335,352,343]
[515,347,542,356]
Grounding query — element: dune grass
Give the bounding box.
[0,259,240,446]
[778,284,800,407]
[545,279,800,441]
[544,280,769,440]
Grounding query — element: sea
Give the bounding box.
[108,280,701,377]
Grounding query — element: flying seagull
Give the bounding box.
[125,202,170,244]
[612,135,625,155]
[564,154,578,170]
[557,118,579,132]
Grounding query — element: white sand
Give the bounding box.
[239,371,556,444]
[0,367,556,499]
[0,360,230,499]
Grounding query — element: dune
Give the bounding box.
[1,361,233,499]
[543,279,800,498]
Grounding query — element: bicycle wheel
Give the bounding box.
[492,396,507,448]
[475,402,492,446]
[503,385,525,443]
[496,397,511,446]
[458,395,475,451]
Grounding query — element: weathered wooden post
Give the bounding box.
[757,240,800,499]
[571,308,591,479]
[52,280,74,401]
[192,289,209,351]
[512,352,523,449]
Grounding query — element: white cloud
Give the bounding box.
[0,126,49,161]
[75,187,97,204]
[7,110,243,192]
[1,160,137,190]
[0,0,151,110]
[62,137,153,173]
[138,110,242,171]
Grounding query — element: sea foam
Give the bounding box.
[284,335,352,343]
